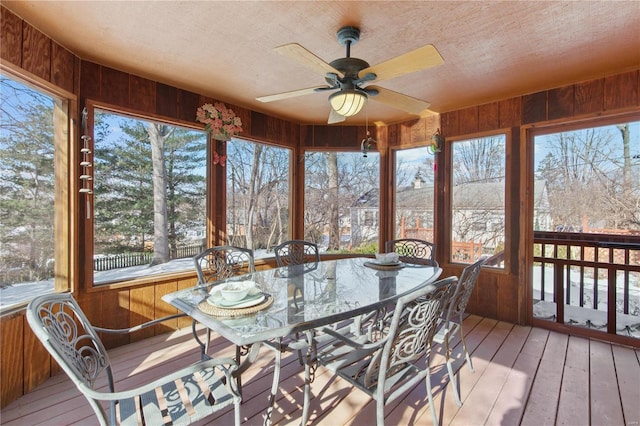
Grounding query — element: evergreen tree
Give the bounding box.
[94,113,206,264]
[0,77,55,283]
[94,116,154,253]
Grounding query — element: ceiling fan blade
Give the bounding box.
[359,44,444,83]
[257,86,328,103]
[328,108,346,124]
[275,43,344,78]
[368,86,431,115]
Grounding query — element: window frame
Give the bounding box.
[83,101,210,289]
[0,65,75,311]
[445,129,512,270]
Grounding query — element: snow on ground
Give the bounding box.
[533,265,640,337]
[0,250,272,310]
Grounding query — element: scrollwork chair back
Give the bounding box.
[386,238,437,266]
[194,245,255,284]
[274,240,320,269]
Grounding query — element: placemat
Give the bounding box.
[363,261,405,271]
[198,293,274,317]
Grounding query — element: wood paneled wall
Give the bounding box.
[0,5,302,407]
[437,69,640,326]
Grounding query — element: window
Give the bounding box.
[305,151,380,253]
[225,139,290,257]
[532,119,640,334]
[451,135,506,264]
[0,73,69,310]
[534,121,640,234]
[93,109,207,284]
[394,147,435,241]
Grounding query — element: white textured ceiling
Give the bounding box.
[4,1,640,125]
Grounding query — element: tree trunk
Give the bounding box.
[619,124,631,198]
[148,124,171,265]
[327,152,340,250]
[245,145,263,249]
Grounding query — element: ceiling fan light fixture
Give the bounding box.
[329,89,367,117]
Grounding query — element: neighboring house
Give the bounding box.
[351,174,552,254]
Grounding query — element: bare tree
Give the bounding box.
[451,136,506,259]
[327,152,340,250]
[453,136,504,184]
[245,144,264,249]
[535,126,639,231]
[226,140,289,250]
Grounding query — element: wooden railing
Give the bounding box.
[94,243,205,271]
[533,231,640,338]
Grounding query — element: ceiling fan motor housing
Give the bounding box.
[329,57,370,81]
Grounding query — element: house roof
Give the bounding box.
[3,1,639,125]
[353,180,549,210]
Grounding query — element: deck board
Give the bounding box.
[556,336,590,426]
[520,331,568,425]
[2,319,635,426]
[611,344,640,425]
[590,339,625,426]
[450,322,530,425]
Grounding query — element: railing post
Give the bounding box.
[555,259,565,324]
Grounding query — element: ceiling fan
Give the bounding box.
[257,26,444,124]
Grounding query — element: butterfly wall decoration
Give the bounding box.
[213,151,227,167]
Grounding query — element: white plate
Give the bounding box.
[372,260,401,266]
[364,261,405,271]
[207,293,266,309]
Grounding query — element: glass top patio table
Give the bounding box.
[162,257,442,347]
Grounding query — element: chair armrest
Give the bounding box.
[79,357,238,401]
[319,326,386,350]
[93,313,187,334]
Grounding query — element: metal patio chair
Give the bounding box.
[273,240,321,364]
[274,239,320,309]
[26,293,241,426]
[433,256,489,406]
[193,245,256,386]
[386,238,437,266]
[274,240,320,270]
[194,245,255,284]
[309,276,458,426]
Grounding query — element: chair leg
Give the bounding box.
[458,317,474,372]
[444,333,462,407]
[295,331,304,365]
[425,366,439,426]
[376,397,385,426]
[234,398,241,426]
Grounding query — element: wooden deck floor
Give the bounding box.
[2,315,639,425]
